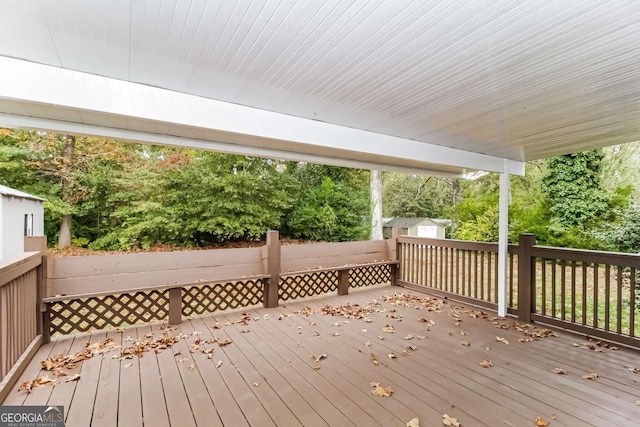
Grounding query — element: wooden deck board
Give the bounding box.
[3,287,640,427]
[117,326,143,427]
[136,324,170,427]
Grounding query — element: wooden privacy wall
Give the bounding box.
[44,236,398,336]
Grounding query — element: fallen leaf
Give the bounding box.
[361,329,368,333]
[253,382,260,387]
[189,364,195,371]
[442,413,461,426]
[371,353,379,366]
[65,373,81,382]
[215,360,223,368]
[178,358,189,363]
[572,343,579,347]
[314,354,327,362]
[377,336,385,340]
[406,418,420,427]
[331,332,342,337]
[496,336,510,345]
[479,360,493,368]
[388,353,397,359]
[460,329,467,336]
[371,384,394,397]
[581,373,599,380]
[216,338,233,346]
[534,417,549,426]
[212,322,223,329]
[404,334,414,340]
[408,345,419,351]
[628,367,640,374]
[551,368,567,375]
[365,341,372,347]
[382,324,396,333]
[460,340,470,347]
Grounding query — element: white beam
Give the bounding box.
[0,57,525,175]
[497,165,510,317]
[0,113,465,178]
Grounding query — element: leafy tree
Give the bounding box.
[383,173,453,218]
[284,164,369,241]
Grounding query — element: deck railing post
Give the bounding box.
[263,230,281,308]
[168,287,182,325]
[390,227,401,286]
[517,234,536,322]
[337,270,350,295]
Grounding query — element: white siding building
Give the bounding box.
[0,185,44,261]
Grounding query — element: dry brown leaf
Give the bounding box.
[215,360,223,368]
[388,353,397,359]
[212,322,223,329]
[313,365,320,370]
[189,364,196,371]
[442,413,461,426]
[216,338,233,346]
[581,372,599,380]
[19,380,32,393]
[496,336,510,345]
[125,363,133,368]
[371,384,394,397]
[314,354,327,362]
[377,336,385,340]
[382,324,396,333]
[406,418,420,427]
[408,345,419,351]
[479,359,493,368]
[365,341,372,347]
[460,340,470,347]
[178,358,189,363]
[460,330,467,336]
[331,332,342,337]
[628,367,640,374]
[551,368,567,375]
[571,342,579,347]
[404,334,414,340]
[65,373,81,382]
[371,353,379,366]
[253,382,260,387]
[534,416,549,426]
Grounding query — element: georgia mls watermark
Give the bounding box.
[0,406,64,427]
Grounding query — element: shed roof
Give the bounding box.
[384,218,443,229]
[0,184,44,202]
[1,1,639,176]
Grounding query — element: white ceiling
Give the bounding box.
[1,0,639,174]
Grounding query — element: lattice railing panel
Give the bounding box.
[279,271,338,301]
[49,290,169,336]
[182,279,264,317]
[349,264,392,288]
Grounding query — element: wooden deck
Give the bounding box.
[3,287,640,426]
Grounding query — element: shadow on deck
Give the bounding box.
[3,287,639,427]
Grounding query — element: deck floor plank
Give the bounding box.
[136,324,171,427]
[3,286,640,427]
[117,326,143,427]
[64,331,107,427]
[91,329,123,427]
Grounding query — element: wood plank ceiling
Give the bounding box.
[0,0,639,173]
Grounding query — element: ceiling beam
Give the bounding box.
[0,57,524,176]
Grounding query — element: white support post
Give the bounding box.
[497,169,510,317]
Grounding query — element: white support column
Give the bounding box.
[497,168,510,317]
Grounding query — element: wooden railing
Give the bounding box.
[0,237,46,402]
[396,236,519,313]
[397,233,640,348]
[42,231,397,339]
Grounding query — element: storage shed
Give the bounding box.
[0,185,44,260]
[383,217,448,239]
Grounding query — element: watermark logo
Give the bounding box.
[0,406,64,427]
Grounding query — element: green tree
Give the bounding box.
[284,164,369,241]
[383,173,453,218]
